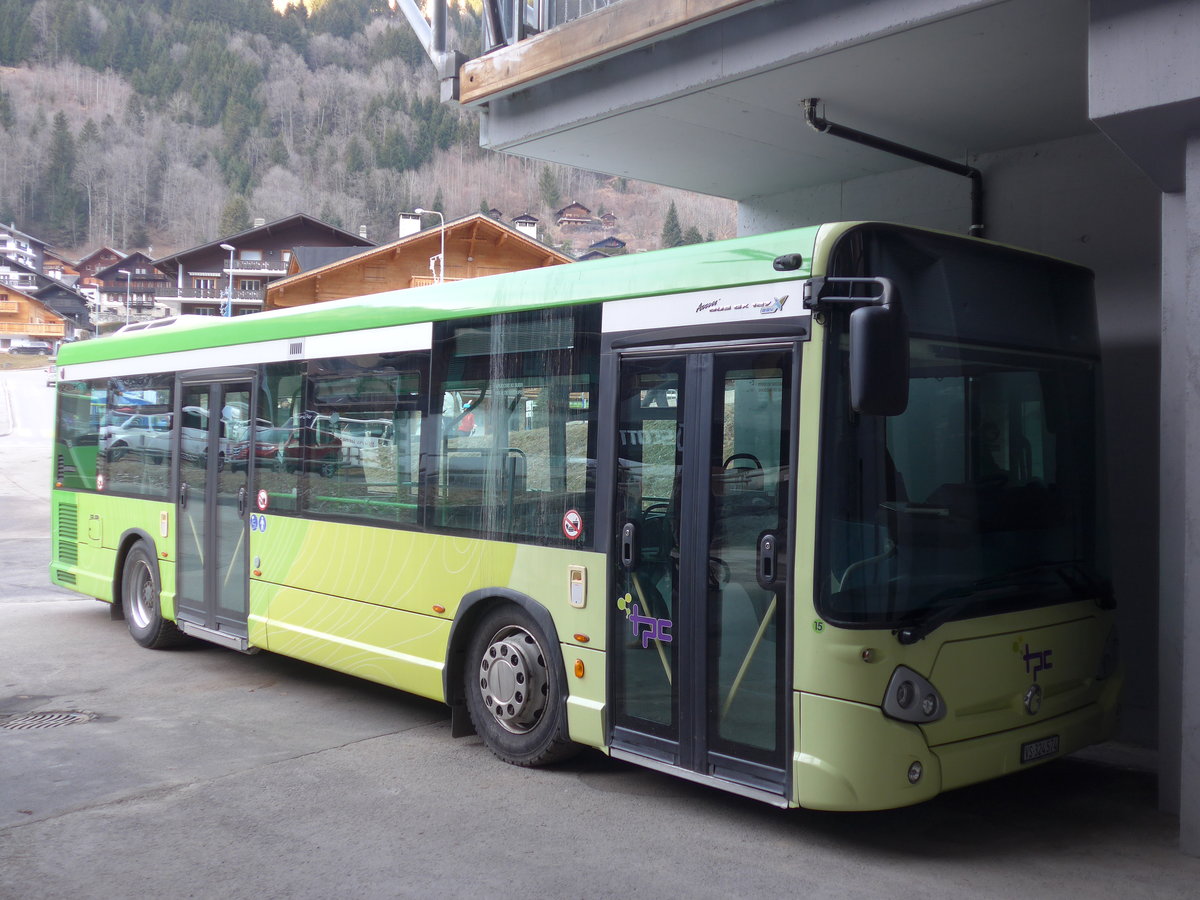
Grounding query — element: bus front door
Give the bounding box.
[610,346,796,799]
[174,376,254,650]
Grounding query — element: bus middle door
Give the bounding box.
[609,343,797,800]
[174,373,254,651]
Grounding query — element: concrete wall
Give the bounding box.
[740,131,1163,743]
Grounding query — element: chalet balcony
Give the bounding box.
[154,287,265,304]
[224,260,288,276]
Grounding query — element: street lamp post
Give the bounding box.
[413,208,445,283]
[118,268,132,326]
[219,242,236,317]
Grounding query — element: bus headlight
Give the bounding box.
[882,666,946,723]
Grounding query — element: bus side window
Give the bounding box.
[431,308,598,544]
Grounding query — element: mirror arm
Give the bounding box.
[802,276,897,312]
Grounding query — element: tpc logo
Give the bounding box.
[1022,643,1054,682]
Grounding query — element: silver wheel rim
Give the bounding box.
[477,625,550,734]
[126,559,155,630]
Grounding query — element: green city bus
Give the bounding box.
[50,222,1120,810]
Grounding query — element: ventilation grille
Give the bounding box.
[56,501,78,566]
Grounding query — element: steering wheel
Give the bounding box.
[723,453,762,470]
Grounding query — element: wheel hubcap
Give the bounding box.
[127,562,154,629]
[478,626,549,734]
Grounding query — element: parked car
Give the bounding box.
[229,427,293,472]
[10,342,53,355]
[102,412,173,462]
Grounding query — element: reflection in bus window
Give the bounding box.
[433,308,598,543]
[101,374,174,498]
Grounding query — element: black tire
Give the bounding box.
[107,443,128,462]
[464,605,579,767]
[318,460,337,478]
[122,543,185,649]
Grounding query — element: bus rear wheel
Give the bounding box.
[123,543,185,649]
[464,605,579,767]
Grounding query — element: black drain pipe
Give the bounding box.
[803,99,984,238]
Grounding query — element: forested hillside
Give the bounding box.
[0,0,733,257]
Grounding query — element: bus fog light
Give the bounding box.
[908,761,923,784]
[896,680,915,709]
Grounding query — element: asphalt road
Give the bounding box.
[2,367,1198,899]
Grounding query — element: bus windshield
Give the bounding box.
[817,228,1109,632]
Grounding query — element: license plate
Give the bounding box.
[1020,735,1060,764]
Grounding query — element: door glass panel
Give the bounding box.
[706,353,790,763]
[613,357,683,737]
[215,387,250,621]
[176,384,211,620]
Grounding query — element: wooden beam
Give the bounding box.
[459,0,766,106]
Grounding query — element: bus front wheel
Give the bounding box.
[464,605,579,767]
[122,543,185,649]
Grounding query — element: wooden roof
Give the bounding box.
[264,213,573,309]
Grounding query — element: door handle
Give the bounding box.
[238,486,247,517]
[179,482,189,509]
[620,522,637,569]
[757,532,778,589]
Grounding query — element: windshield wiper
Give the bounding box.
[894,560,1094,645]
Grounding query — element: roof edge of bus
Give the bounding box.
[56,224,837,367]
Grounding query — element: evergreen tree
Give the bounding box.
[345,138,367,174]
[220,195,252,236]
[682,225,703,246]
[539,165,561,211]
[0,87,13,131]
[39,112,85,243]
[0,0,33,66]
[661,201,683,248]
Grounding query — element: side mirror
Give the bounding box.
[849,282,909,416]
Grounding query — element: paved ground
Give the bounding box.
[2,368,1199,899]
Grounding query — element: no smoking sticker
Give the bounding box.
[562,509,583,540]
[256,489,269,511]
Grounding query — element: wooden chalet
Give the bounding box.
[265,213,574,309]
[587,235,627,254]
[153,214,374,317]
[0,281,66,351]
[95,253,172,321]
[42,249,81,283]
[554,201,596,231]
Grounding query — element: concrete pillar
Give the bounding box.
[1171,137,1200,854]
[1162,139,1200,855]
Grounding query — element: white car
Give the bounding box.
[102,412,173,462]
[102,406,218,465]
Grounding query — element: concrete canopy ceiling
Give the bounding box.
[471,0,1093,200]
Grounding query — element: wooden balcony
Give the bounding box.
[0,322,65,337]
[460,0,763,105]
